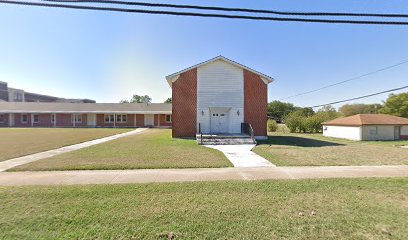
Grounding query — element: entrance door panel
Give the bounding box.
[210,112,228,133]
[394,126,401,140]
[144,114,154,127]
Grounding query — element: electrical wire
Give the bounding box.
[2,0,408,25]
[42,0,408,18]
[280,59,408,100]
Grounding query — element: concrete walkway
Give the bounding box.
[205,144,275,167]
[0,128,147,172]
[0,165,407,186]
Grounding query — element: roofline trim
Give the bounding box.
[165,55,274,87]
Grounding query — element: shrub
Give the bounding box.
[268,120,278,132]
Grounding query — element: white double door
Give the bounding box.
[210,111,228,133]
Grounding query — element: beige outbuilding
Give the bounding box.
[322,114,408,141]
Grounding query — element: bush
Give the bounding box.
[268,120,278,132]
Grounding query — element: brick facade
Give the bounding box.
[172,68,197,138]
[244,69,268,137]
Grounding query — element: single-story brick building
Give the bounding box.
[166,56,273,139]
[0,56,273,141]
[322,114,408,141]
[0,102,172,128]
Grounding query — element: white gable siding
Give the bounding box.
[323,125,362,141]
[197,60,244,133]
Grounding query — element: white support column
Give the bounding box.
[31,114,34,127]
[113,113,116,128]
[158,114,160,127]
[73,114,76,128]
[8,113,13,127]
[53,113,56,127]
[134,114,137,127]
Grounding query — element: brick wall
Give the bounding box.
[172,68,197,138]
[244,69,268,137]
[159,114,172,127]
[0,113,8,127]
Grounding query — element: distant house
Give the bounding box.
[166,56,273,139]
[322,114,408,141]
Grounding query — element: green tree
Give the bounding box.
[379,92,408,117]
[120,95,152,104]
[339,103,383,116]
[267,101,297,120]
[164,97,172,103]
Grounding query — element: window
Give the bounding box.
[21,114,28,123]
[13,92,23,101]
[116,114,127,123]
[51,114,56,123]
[0,114,4,123]
[33,114,39,123]
[104,114,114,123]
[105,114,127,123]
[72,114,82,123]
[369,127,378,135]
[165,115,172,123]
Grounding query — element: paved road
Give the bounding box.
[0,128,147,172]
[0,165,407,186]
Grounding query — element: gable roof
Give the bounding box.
[166,55,274,87]
[0,102,172,114]
[322,114,408,126]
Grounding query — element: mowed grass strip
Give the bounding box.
[253,132,408,166]
[11,129,232,171]
[0,128,131,161]
[0,178,407,239]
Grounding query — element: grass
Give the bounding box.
[253,131,408,166]
[11,129,231,171]
[0,128,131,161]
[0,178,407,239]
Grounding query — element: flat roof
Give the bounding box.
[0,102,172,114]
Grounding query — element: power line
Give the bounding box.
[280,59,408,100]
[42,0,408,18]
[2,0,408,25]
[308,85,408,108]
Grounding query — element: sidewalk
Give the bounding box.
[0,128,147,172]
[0,165,406,186]
[205,144,275,167]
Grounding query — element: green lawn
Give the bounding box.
[0,178,407,239]
[253,132,408,166]
[11,129,231,171]
[0,128,131,161]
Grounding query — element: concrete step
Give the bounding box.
[197,137,255,145]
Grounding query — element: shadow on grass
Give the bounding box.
[258,136,344,147]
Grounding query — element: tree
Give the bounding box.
[379,92,408,117]
[120,94,152,104]
[339,103,383,116]
[267,101,297,120]
[164,97,172,103]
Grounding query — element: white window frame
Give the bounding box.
[116,114,127,123]
[165,114,172,123]
[72,114,82,123]
[104,114,115,123]
[0,114,4,123]
[21,114,28,123]
[33,114,39,123]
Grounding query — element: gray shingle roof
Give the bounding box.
[0,102,172,114]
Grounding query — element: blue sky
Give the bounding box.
[0,0,408,108]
